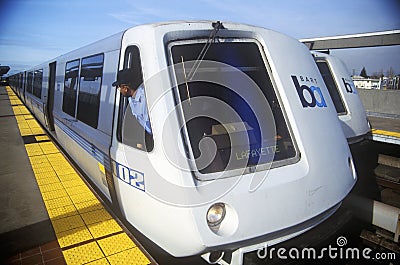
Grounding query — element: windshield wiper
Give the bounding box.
[186,21,225,81]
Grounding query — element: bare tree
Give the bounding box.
[386,67,395,77]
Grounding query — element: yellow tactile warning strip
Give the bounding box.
[5,87,153,265]
[372,129,400,139]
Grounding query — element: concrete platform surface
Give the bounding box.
[0,86,55,258]
[369,115,400,133]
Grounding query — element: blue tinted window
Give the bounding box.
[26,71,33,94]
[171,42,295,173]
[33,69,43,99]
[77,54,104,128]
[63,59,80,117]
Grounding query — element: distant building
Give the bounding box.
[379,76,400,90]
[352,75,380,89]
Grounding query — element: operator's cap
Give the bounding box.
[112,69,133,87]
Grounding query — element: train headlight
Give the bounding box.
[207,203,226,227]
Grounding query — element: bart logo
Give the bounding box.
[292,75,327,108]
[342,78,357,94]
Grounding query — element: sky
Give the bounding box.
[0,0,399,76]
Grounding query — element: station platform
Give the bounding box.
[0,86,155,265]
[368,115,400,145]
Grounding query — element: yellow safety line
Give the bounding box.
[5,87,152,265]
[371,129,400,139]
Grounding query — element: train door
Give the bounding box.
[116,46,153,150]
[23,71,27,102]
[19,73,23,97]
[46,61,56,131]
[109,45,154,213]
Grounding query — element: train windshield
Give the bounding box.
[170,40,297,175]
[316,60,347,115]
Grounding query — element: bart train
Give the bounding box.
[8,21,358,264]
[312,51,371,144]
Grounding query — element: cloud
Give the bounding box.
[107,3,183,25]
[108,13,143,25]
[0,31,72,50]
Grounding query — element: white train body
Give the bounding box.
[312,51,371,144]
[9,21,357,263]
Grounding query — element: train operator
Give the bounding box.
[112,69,152,135]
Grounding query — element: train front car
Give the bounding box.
[312,51,371,144]
[110,22,357,264]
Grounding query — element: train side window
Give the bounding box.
[63,59,80,117]
[33,69,43,99]
[19,73,23,89]
[117,46,154,152]
[316,61,347,115]
[26,71,33,94]
[77,54,104,128]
